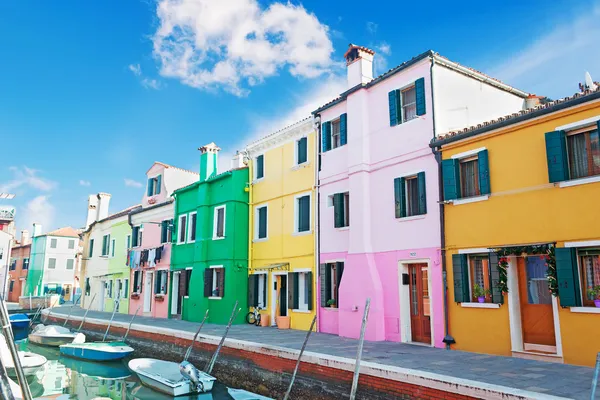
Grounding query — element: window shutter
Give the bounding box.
[147,178,153,196]
[417,172,427,215]
[256,155,264,179]
[488,253,504,304]
[322,122,331,152]
[306,272,313,311]
[288,273,297,310]
[336,262,344,289]
[154,273,160,294]
[415,77,426,116]
[132,227,138,247]
[299,196,310,232]
[124,279,129,298]
[394,178,406,218]
[258,207,267,238]
[452,254,469,303]
[478,149,491,195]
[204,269,213,297]
[133,271,139,292]
[442,159,460,201]
[248,275,257,307]
[388,90,399,126]
[161,221,167,243]
[319,264,329,307]
[545,131,568,183]
[298,137,308,164]
[340,113,348,146]
[156,175,161,194]
[218,268,225,298]
[179,271,188,297]
[333,193,344,228]
[555,248,582,307]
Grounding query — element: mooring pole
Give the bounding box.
[283,314,317,400]
[205,301,241,374]
[102,298,120,342]
[591,352,600,400]
[76,293,96,333]
[62,295,81,327]
[0,355,16,400]
[122,306,142,341]
[184,309,209,362]
[29,305,43,329]
[42,296,60,324]
[0,300,32,400]
[349,298,371,400]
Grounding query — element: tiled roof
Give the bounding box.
[147,161,199,176]
[246,117,313,148]
[431,88,600,146]
[129,199,174,216]
[344,44,375,57]
[85,204,143,233]
[44,226,82,238]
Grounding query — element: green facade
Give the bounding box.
[105,220,132,313]
[170,154,249,325]
[25,236,46,296]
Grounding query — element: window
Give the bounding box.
[452,253,502,304]
[147,175,162,196]
[133,270,143,293]
[255,205,268,240]
[332,192,349,228]
[388,78,425,126]
[132,227,142,248]
[320,262,344,308]
[469,255,491,303]
[255,155,264,180]
[89,239,94,257]
[178,214,187,243]
[248,274,267,308]
[295,195,311,233]
[48,258,56,269]
[161,220,172,244]
[85,278,91,296]
[111,239,116,257]
[122,278,129,299]
[290,271,312,311]
[460,156,480,198]
[580,250,600,307]
[321,114,347,152]
[567,128,600,180]
[68,239,75,249]
[9,281,14,292]
[154,270,168,295]
[401,85,417,122]
[331,119,341,149]
[394,172,426,218]
[296,137,308,165]
[9,260,16,270]
[50,238,57,248]
[101,234,111,256]
[23,258,29,270]
[188,212,197,242]
[66,259,74,270]
[213,206,225,239]
[204,266,224,298]
[183,269,192,297]
[126,234,131,250]
[115,279,121,299]
[107,280,113,298]
[442,149,490,201]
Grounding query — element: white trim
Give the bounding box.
[270,271,288,326]
[396,215,426,223]
[187,212,197,243]
[293,136,309,167]
[177,214,187,244]
[451,195,489,206]
[212,205,226,240]
[507,256,523,352]
[292,309,311,313]
[254,204,269,241]
[291,162,310,171]
[396,170,423,179]
[458,248,490,255]
[551,296,562,357]
[450,147,486,160]
[555,115,600,131]
[293,191,312,234]
[398,259,435,347]
[558,175,600,188]
[209,296,223,300]
[564,240,600,248]
[524,343,557,353]
[570,306,600,314]
[460,302,500,309]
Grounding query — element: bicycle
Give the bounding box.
[246,306,262,326]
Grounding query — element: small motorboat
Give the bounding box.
[228,388,274,400]
[0,334,47,376]
[128,358,216,396]
[59,355,131,380]
[9,314,30,330]
[27,324,85,347]
[60,340,134,361]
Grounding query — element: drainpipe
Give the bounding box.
[429,56,455,349]
[245,150,253,282]
[313,114,321,332]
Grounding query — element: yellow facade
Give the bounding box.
[248,120,317,331]
[440,96,600,366]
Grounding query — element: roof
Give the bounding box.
[344,44,375,58]
[431,88,600,147]
[246,117,313,149]
[129,198,174,216]
[44,226,81,238]
[85,204,143,233]
[146,161,199,176]
[173,166,248,195]
[313,50,529,115]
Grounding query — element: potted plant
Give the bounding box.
[587,285,600,308]
[473,284,490,303]
[326,299,336,308]
[131,292,140,300]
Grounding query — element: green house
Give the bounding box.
[169,143,249,324]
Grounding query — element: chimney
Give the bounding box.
[20,230,30,246]
[198,143,221,182]
[524,94,542,110]
[230,151,246,170]
[344,44,375,89]
[32,224,42,237]
[96,193,111,221]
[85,194,99,229]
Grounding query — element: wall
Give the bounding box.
[25,236,46,295]
[105,220,132,314]
[0,231,11,299]
[84,218,113,310]
[42,235,79,290]
[8,244,30,302]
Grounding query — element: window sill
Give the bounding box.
[335,227,349,231]
[396,215,426,222]
[292,230,312,236]
[292,309,311,313]
[570,307,600,314]
[212,237,225,241]
[451,195,489,206]
[558,175,600,188]
[460,302,500,309]
[253,238,268,243]
[253,178,264,184]
[321,307,338,311]
[209,296,222,300]
[291,162,310,171]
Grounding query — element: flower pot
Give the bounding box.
[276,316,290,330]
[477,297,485,303]
[594,299,600,308]
[260,314,270,327]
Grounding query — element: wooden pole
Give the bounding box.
[42,296,60,324]
[76,293,96,333]
[283,315,317,400]
[205,301,241,374]
[62,294,81,327]
[184,309,209,362]
[122,306,142,341]
[350,298,371,400]
[102,298,120,342]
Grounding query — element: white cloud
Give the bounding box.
[23,195,55,231]
[124,179,143,188]
[366,21,378,34]
[0,166,56,193]
[152,0,335,96]
[79,180,91,187]
[373,42,392,76]
[376,42,391,56]
[141,78,162,90]
[490,5,600,98]
[128,63,142,76]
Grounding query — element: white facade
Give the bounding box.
[0,230,13,300]
[40,235,79,294]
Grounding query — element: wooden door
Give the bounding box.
[518,257,556,350]
[409,264,431,344]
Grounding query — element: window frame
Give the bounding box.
[48,258,56,269]
[324,262,343,308]
[294,192,312,234]
[88,239,94,257]
[467,254,491,303]
[565,126,600,180]
[255,204,268,241]
[252,272,268,308]
[401,84,417,123]
[101,234,111,257]
[331,118,341,149]
[578,250,600,307]
[404,175,420,217]
[255,154,265,181]
[295,137,309,166]
[293,270,312,312]
[187,212,197,243]
[50,238,57,249]
[177,214,187,244]
[68,239,75,250]
[111,238,116,258]
[23,258,29,270]
[126,234,131,250]
[148,174,161,196]
[212,206,226,240]
[459,155,481,199]
[209,265,224,299]
[66,259,74,270]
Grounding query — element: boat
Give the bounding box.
[9,314,30,330]
[59,340,134,361]
[0,333,48,376]
[27,324,85,347]
[128,358,216,396]
[59,355,131,380]
[228,388,274,400]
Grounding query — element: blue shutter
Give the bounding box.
[388,90,399,126]
[417,172,427,215]
[555,248,582,307]
[442,159,460,200]
[452,254,469,303]
[333,193,344,228]
[322,122,331,152]
[340,113,347,146]
[545,131,568,183]
[415,77,426,116]
[156,175,161,194]
[256,155,264,179]
[147,179,153,196]
[478,149,491,195]
[394,178,406,218]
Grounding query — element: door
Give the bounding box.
[409,264,431,344]
[171,272,180,316]
[99,281,106,311]
[279,275,288,317]
[144,272,153,313]
[63,285,72,302]
[518,257,556,352]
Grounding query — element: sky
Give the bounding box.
[1,0,599,234]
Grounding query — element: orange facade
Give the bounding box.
[8,244,30,302]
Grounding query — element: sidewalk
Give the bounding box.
[46,306,597,399]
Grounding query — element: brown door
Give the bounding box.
[409,264,431,344]
[518,257,556,351]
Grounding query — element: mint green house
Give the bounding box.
[170,143,249,324]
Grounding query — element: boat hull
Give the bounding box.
[129,358,215,396]
[59,341,134,361]
[28,334,79,347]
[9,314,30,330]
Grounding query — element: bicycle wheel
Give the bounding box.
[246,312,257,325]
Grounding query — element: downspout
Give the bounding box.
[429,56,455,349]
[245,150,253,288]
[313,114,321,332]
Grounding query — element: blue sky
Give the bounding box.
[1,0,598,234]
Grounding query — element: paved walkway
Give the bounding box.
[46,306,597,399]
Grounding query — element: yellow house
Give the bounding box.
[432,89,600,367]
[246,118,316,331]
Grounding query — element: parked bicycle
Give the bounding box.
[246,306,262,326]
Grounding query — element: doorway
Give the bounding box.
[408,264,431,344]
[271,273,288,325]
[171,271,180,316]
[518,257,556,353]
[144,271,153,313]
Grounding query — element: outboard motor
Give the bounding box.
[179,361,204,393]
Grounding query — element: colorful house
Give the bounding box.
[432,87,600,366]
[312,45,529,345]
[246,118,317,330]
[128,162,197,318]
[170,143,249,324]
[8,230,31,302]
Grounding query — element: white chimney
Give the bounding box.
[231,152,246,169]
[32,224,42,237]
[524,94,542,110]
[96,193,111,221]
[344,44,375,89]
[85,194,99,229]
[20,230,30,246]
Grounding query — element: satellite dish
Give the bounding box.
[585,72,597,91]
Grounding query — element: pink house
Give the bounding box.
[128,162,198,318]
[314,45,529,346]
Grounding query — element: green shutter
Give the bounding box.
[298,196,310,232]
[161,221,167,243]
[415,77,426,116]
[156,175,161,194]
[256,155,264,179]
[306,272,313,311]
[417,172,427,215]
[555,248,582,307]
[333,193,344,228]
[298,137,308,164]
[248,275,257,307]
[478,150,491,195]
[389,90,399,126]
[394,177,406,218]
[322,121,331,152]
[289,272,299,310]
[452,254,469,303]
[147,178,153,196]
[340,113,347,146]
[488,253,504,304]
[319,264,329,307]
[545,131,569,183]
[442,159,460,201]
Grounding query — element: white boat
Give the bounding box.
[128,358,216,396]
[27,324,85,347]
[0,333,48,376]
[228,388,274,400]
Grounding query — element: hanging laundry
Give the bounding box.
[155,245,164,263]
[148,248,156,268]
[140,249,149,266]
[126,250,130,266]
[133,251,141,269]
